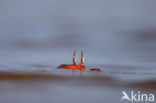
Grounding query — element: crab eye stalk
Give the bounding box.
[73,57,76,65]
[73,51,76,65]
[81,51,84,64]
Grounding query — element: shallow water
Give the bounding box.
[0,72,156,103]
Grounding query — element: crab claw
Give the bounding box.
[89,68,102,72]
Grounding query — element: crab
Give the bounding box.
[57,51,102,72]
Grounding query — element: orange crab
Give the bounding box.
[58,51,102,72]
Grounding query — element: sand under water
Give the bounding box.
[0,63,156,103]
[0,33,156,103]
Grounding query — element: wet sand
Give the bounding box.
[0,71,156,103]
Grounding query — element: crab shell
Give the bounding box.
[58,64,86,70]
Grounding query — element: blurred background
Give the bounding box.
[0,0,156,103]
[0,0,156,69]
